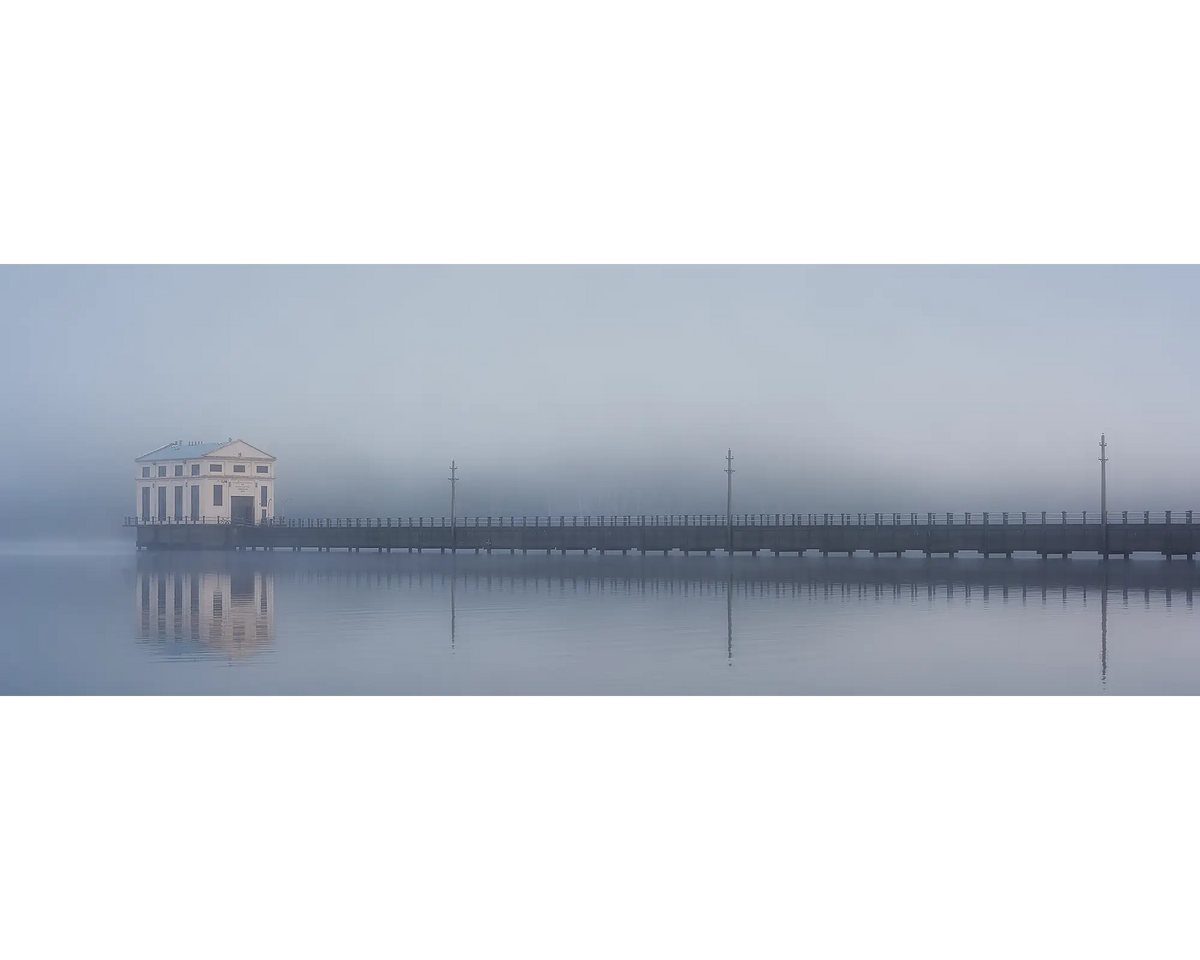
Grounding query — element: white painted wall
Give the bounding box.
[135,441,276,523]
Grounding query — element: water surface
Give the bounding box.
[2,545,1198,694]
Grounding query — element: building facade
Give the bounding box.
[135,439,277,524]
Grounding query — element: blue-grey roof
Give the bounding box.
[136,441,229,462]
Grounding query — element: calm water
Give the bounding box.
[2,544,1200,694]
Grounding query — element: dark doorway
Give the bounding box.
[141,487,150,522]
[157,486,167,521]
[190,485,200,521]
[230,572,255,603]
[231,496,255,526]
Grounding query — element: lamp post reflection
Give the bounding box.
[727,572,733,666]
[1101,571,1108,691]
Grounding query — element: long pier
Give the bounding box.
[127,512,1200,559]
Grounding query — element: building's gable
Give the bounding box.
[201,439,275,461]
[136,441,228,462]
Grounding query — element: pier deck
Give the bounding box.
[126,513,1199,559]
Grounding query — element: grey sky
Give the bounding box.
[3,266,1198,535]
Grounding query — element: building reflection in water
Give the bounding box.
[136,566,274,661]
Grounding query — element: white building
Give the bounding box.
[135,439,277,524]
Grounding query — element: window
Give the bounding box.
[260,487,268,507]
[213,485,223,506]
[141,466,150,478]
[191,464,199,476]
[256,465,269,474]
[174,465,183,477]
[190,484,200,520]
[157,486,167,519]
[157,466,166,477]
[141,486,150,520]
[233,464,246,473]
[209,463,222,472]
[174,485,183,519]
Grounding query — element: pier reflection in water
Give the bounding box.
[124,554,1196,694]
[2,549,1197,693]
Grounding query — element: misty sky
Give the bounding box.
[3,266,1199,536]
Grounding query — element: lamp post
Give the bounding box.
[725,449,734,556]
[449,461,458,553]
[1099,434,1108,559]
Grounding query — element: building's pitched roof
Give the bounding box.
[135,439,276,462]
[136,441,231,462]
